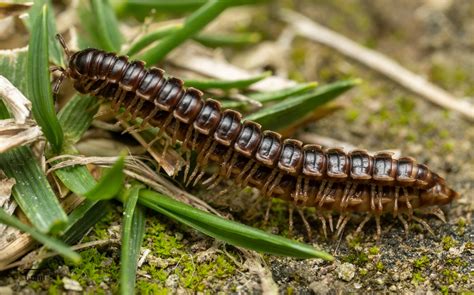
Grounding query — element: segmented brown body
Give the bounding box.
[62,47,459,234]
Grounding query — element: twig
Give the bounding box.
[280,9,474,121]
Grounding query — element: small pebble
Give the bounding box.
[336,262,356,282]
[62,277,82,292]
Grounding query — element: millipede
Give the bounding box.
[53,34,459,240]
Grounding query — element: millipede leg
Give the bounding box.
[130,99,145,121]
[314,181,327,205]
[293,176,308,204]
[140,105,160,129]
[427,207,446,223]
[113,89,127,112]
[171,121,180,145]
[393,187,400,217]
[206,175,224,190]
[261,169,279,196]
[370,185,376,212]
[412,216,434,235]
[327,213,334,233]
[297,208,312,240]
[187,140,215,186]
[156,113,174,138]
[288,206,294,237]
[224,153,238,179]
[335,214,351,238]
[267,173,283,196]
[375,215,382,241]
[403,187,414,219]
[236,160,254,184]
[315,213,328,238]
[242,164,259,187]
[398,214,409,237]
[355,215,371,237]
[263,199,273,227]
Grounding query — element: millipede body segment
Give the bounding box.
[56,40,459,237]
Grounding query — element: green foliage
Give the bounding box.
[27,4,63,153]
[139,190,333,260]
[0,208,79,262]
[84,154,125,200]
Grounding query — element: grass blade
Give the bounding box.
[120,185,146,295]
[0,208,80,263]
[138,190,333,260]
[62,200,109,245]
[249,82,318,104]
[126,24,182,57]
[90,0,123,52]
[193,32,261,48]
[58,95,99,146]
[26,0,63,66]
[221,82,318,108]
[185,71,271,90]
[0,147,68,233]
[139,0,240,64]
[246,79,360,131]
[84,154,125,200]
[27,4,63,153]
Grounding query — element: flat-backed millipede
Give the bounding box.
[53,35,459,239]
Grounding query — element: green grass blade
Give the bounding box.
[26,0,63,66]
[246,79,360,131]
[0,208,80,263]
[138,190,333,260]
[84,154,125,200]
[184,71,271,90]
[126,24,182,57]
[62,200,109,245]
[221,82,318,108]
[90,0,123,52]
[58,95,99,146]
[113,0,267,16]
[27,4,63,153]
[0,147,68,234]
[193,32,261,48]
[120,185,146,295]
[249,82,319,104]
[139,0,239,64]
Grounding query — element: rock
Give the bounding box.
[309,279,331,295]
[62,277,82,292]
[0,286,13,295]
[165,274,179,290]
[336,263,356,282]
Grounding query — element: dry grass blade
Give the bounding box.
[0,75,32,124]
[0,119,42,153]
[47,155,220,215]
[281,9,474,121]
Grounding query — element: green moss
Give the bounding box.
[136,280,168,295]
[442,236,457,251]
[412,271,425,285]
[456,218,466,235]
[413,255,430,269]
[446,257,466,267]
[344,108,360,122]
[343,251,369,266]
[441,269,460,285]
[359,268,368,276]
[368,246,380,255]
[465,241,474,250]
[440,285,449,295]
[375,261,384,271]
[66,248,119,290]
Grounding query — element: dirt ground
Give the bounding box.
[1,0,473,294]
